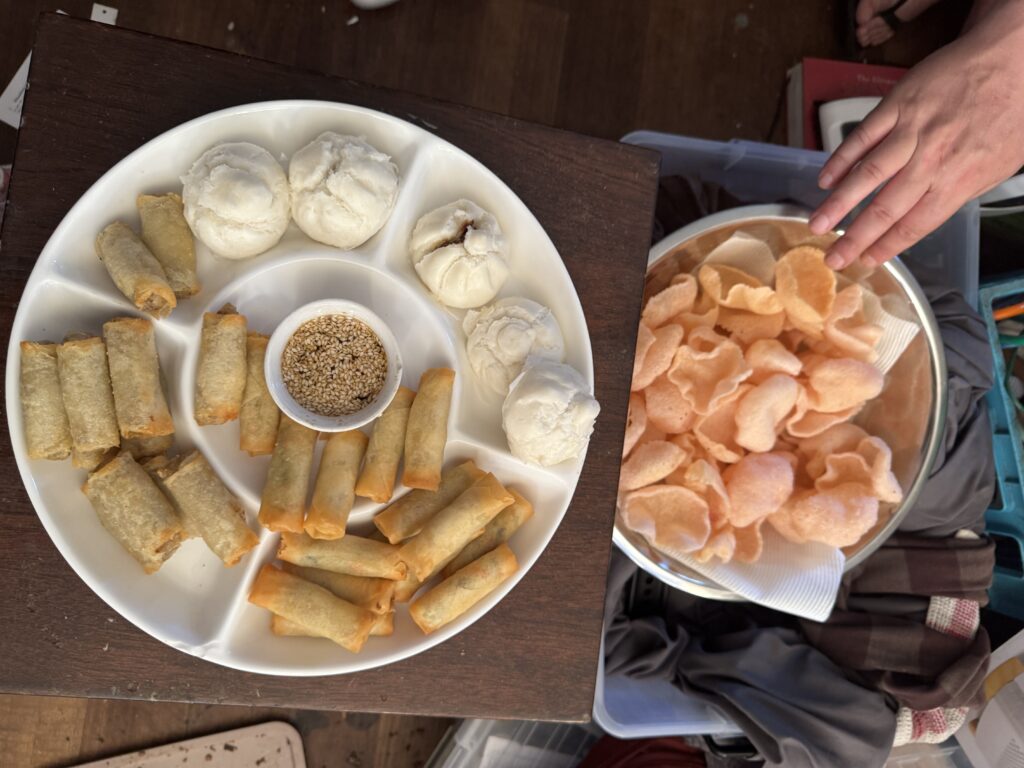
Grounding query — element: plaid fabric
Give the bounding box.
[801,534,994,712]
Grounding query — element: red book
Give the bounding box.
[789,58,907,150]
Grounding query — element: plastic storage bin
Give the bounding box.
[621,132,980,305]
[979,276,1024,619]
[427,719,600,768]
[591,131,983,739]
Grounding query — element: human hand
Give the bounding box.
[809,0,1024,269]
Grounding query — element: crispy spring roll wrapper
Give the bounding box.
[272,610,394,638]
[137,193,199,298]
[162,451,258,566]
[441,490,534,578]
[410,543,518,634]
[399,473,514,582]
[402,368,455,491]
[95,221,176,318]
[81,452,184,574]
[306,430,368,540]
[355,386,415,503]
[20,342,73,460]
[278,532,407,580]
[103,317,174,439]
[374,459,486,544]
[239,333,280,456]
[122,433,174,460]
[248,564,375,652]
[258,415,318,533]
[280,562,394,614]
[56,335,120,461]
[194,306,247,425]
[73,447,115,471]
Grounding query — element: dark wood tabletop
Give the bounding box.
[0,15,657,721]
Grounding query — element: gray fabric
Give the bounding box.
[604,553,897,768]
[900,274,996,535]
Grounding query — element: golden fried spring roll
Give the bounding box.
[355,386,415,503]
[258,415,318,533]
[20,342,72,460]
[122,433,174,460]
[103,317,174,439]
[306,430,368,540]
[402,368,455,490]
[398,473,514,582]
[56,335,120,463]
[248,564,375,652]
[239,332,280,456]
[81,452,184,574]
[95,221,176,318]
[441,490,533,578]
[271,610,394,638]
[278,532,407,580]
[73,447,117,472]
[194,305,247,425]
[374,459,486,544]
[161,451,258,566]
[410,544,518,634]
[137,193,199,298]
[279,562,394,614]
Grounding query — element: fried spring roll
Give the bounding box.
[278,532,407,580]
[374,459,485,544]
[20,342,72,460]
[137,193,200,298]
[306,430,368,540]
[355,386,415,503]
[248,564,375,652]
[258,415,318,533]
[239,332,280,456]
[73,447,117,472]
[280,562,393,614]
[194,305,247,425]
[122,433,175,460]
[81,452,183,573]
[103,317,174,439]
[272,610,394,638]
[398,473,513,582]
[410,544,518,634]
[95,221,176,318]
[56,335,120,464]
[441,490,533,578]
[402,368,454,490]
[161,451,258,566]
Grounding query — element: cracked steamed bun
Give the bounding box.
[181,142,291,259]
[411,199,509,309]
[289,132,400,249]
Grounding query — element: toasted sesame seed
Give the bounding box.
[281,315,387,417]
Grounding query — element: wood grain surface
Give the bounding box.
[0,14,657,721]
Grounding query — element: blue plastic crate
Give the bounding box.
[979,277,1024,619]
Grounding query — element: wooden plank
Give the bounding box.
[0,14,656,721]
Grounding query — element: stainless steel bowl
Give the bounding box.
[614,204,948,600]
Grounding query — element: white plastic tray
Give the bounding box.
[5,101,593,676]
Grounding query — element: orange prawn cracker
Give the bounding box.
[723,453,795,527]
[632,323,656,388]
[694,384,750,464]
[644,375,696,434]
[823,285,883,362]
[643,278,698,328]
[735,374,800,452]
[698,264,783,315]
[621,485,712,555]
[807,357,884,413]
[769,483,879,548]
[668,328,751,415]
[717,308,786,345]
[633,324,684,391]
[620,440,687,492]
[623,393,647,457]
[775,246,836,338]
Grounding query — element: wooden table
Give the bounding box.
[0,14,657,721]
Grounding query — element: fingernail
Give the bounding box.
[825,252,844,269]
[819,172,833,189]
[809,214,829,234]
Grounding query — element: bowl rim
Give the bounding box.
[613,203,949,601]
[264,298,404,432]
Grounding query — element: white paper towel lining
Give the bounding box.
[658,232,921,622]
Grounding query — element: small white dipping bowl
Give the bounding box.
[265,299,403,433]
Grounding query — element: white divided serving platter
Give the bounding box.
[5,101,593,675]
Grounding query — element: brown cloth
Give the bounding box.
[801,534,995,711]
